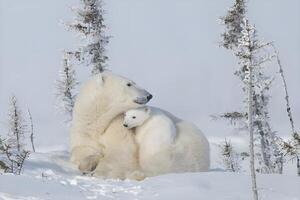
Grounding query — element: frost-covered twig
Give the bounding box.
[0,140,30,175]
[211,111,245,120]
[254,41,274,51]
[211,112,247,127]
[15,150,30,175]
[27,109,35,152]
[252,54,276,67]
[0,138,9,171]
[220,112,246,121]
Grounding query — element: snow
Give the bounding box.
[0,141,300,200]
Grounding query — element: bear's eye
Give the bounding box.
[127,83,132,87]
[132,116,136,119]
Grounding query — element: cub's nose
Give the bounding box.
[147,94,153,101]
[123,124,128,127]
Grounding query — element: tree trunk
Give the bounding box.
[297,156,300,176]
[14,108,21,152]
[28,109,35,152]
[248,64,259,200]
[272,44,296,134]
[272,45,300,176]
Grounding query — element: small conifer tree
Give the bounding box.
[219,139,241,172]
[68,0,109,74]
[56,52,78,120]
[0,96,30,175]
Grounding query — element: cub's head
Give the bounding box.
[91,71,153,110]
[123,107,151,129]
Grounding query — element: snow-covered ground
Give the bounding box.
[1,138,299,200]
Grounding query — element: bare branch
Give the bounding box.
[271,44,296,135]
[252,54,276,67]
[27,109,35,152]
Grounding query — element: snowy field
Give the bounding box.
[0,140,300,200]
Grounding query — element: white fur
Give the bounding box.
[70,71,151,180]
[124,107,210,177]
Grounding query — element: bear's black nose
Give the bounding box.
[123,124,128,127]
[147,94,153,101]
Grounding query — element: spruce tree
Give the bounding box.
[7,95,26,152]
[219,139,241,172]
[0,96,30,175]
[68,0,109,74]
[56,0,109,119]
[220,0,283,174]
[56,52,78,120]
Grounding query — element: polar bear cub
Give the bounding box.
[123,107,177,176]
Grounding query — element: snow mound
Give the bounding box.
[0,151,299,200]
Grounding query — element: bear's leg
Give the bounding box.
[71,146,104,173]
[79,154,103,173]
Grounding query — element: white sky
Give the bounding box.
[0,0,299,149]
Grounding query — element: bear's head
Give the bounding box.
[123,107,151,129]
[89,71,153,112]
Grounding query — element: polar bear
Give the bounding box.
[70,71,209,180]
[123,107,177,176]
[70,71,152,179]
[123,106,210,177]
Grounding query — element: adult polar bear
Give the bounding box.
[70,71,210,179]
